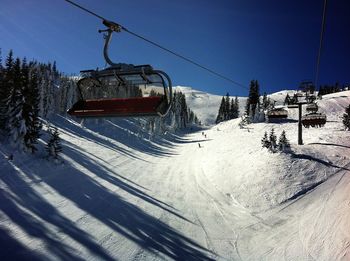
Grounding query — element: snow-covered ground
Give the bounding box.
[0,90,349,260]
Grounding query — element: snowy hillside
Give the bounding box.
[175,86,247,125]
[0,91,349,260]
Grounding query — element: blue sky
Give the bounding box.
[0,0,349,96]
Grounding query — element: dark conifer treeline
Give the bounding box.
[146,91,200,134]
[318,82,347,97]
[215,93,239,124]
[0,49,75,154]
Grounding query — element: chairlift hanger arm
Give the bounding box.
[63,0,248,91]
[99,27,117,67]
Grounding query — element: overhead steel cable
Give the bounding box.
[315,0,328,89]
[64,0,248,90]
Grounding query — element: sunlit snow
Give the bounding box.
[1,90,349,260]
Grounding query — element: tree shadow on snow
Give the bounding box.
[0,162,115,260]
[62,141,193,222]
[291,153,350,171]
[0,153,214,260]
[308,142,350,149]
[56,116,179,158]
[52,115,147,161]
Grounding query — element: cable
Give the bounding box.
[123,29,248,89]
[315,0,328,89]
[64,0,105,21]
[64,0,248,90]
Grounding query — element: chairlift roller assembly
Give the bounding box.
[68,19,172,118]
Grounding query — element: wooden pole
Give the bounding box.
[298,103,303,145]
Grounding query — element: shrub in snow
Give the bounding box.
[342,104,350,130]
[262,129,291,153]
[269,128,277,152]
[261,131,270,149]
[278,130,291,152]
[46,126,62,160]
[239,114,251,129]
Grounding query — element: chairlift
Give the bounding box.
[267,107,288,121]
[68,20,172,118]
[305,103,318,113]
[301,113,326,128]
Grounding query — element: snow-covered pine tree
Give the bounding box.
[46,126,62,159]
[232,96,238,118]
[269,128,277,152]
[24,65,42,153]
[239,114,250,129]
[194,115,199,125]
[224,93,230,120]
[188,109,195,124]
[180,93,188,128]
[8,58,26,150]
[229,98,234,120]
[262,92,271,110]
[342,104,350,130]
[261,131,270,149]
[283,94,291,105]
[0,50,14,132]
[0,49,4,131]
[246,80,260,118]
[278,130,291,152]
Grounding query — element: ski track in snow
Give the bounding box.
[1,90,350,260]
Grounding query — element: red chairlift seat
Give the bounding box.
[67,65,172,118]
[68,96,168,117]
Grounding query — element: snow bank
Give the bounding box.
[200,91,350,212]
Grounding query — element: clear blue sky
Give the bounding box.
[0,0,349,96]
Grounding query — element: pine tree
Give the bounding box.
[8,58,27,150]
[46,126,62,159]
[24,67,42,152]
[233,96,238,118]
[194,115,199,125]
[224,93,230,120]
[262,92,271,109]
[0,49,4,130]
[0,50,14,131]
[284,94,290,105]
[239,114,250,129]
[246,80,260,119]
[269,128,277,152]
[216,96,225,124]
[278,130,291,152]
[261,131,270,149]
[343,104,350,130]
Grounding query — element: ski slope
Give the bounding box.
[0,91,349,260]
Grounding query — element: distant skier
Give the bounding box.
[204,134,207,138]
[198,143,201,148]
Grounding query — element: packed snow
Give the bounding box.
[0,90,349,260]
